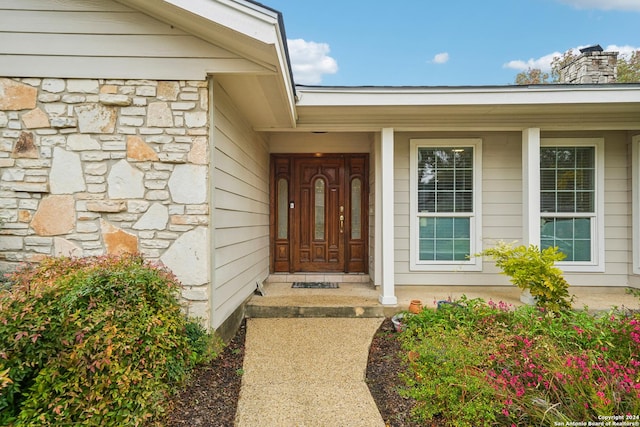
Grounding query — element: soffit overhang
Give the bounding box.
[118,0,297,128]
[279,85,640,132]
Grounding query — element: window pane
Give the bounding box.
[454,217,470,238]
[314,179,325,240]
[541,170,556,191]
[557,192,575,212]
[419,239,435,261]
[453,240,470,261]
[575,192,594,212]
[573,240,591,262]
[277,178,288,239]
[435,240,453,260]
[540,146,595,215]
[575,147,594,168]
[435,217,453,238]
[418,216,471,261]
[541,217,591,262]
[419,217,434,238]
[351,178,362,239]
[417,147,473,213]
[454,193,472,212]
[574,218,590,238]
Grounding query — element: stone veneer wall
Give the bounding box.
[0,77,211,321]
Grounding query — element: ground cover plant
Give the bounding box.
[0,254,218,426]
[399,297,640,426]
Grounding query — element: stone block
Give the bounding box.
[74,104,116,133]
[62,95,86,104]
[140,239,171,249]
[22,108,50,129]
[132,202,168,230]
[10,182,49,193]
[157,153,187,163]
[0,79,37,110]
[31,195,75,236]
[168,164,207,204]
[170,215,208,225]
[53,237,83,257]
[147,102,173,127]
[86,200,127,213]
[50,147,86,194]
[50,117,77,128]
[127,136,159,161]
[157,81,180,101]
[11,131,38,159]
[107,159,145,198]
[67,134,100,151]
[160,226,208,286]
[99,94,132,106]
[42,79,65,93]
[0,236,23,250]
[67,79,99,94]
[188,137,208,165]
[185,111,207,128]
[1,168,25,181]
[182,286,208,301]
[101,219,138,255]
[0,158,15,168]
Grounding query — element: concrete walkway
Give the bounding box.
[235,318,385,427]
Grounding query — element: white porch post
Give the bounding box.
[522,128,541,247]
[379,128,397,305]
[521,128,541,305]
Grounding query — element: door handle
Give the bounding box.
[339,214,344,233]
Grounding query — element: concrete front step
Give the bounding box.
[245,303,386,318]
[245,280,392,319]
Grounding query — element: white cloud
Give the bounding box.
[556,0,640,11]
[503,52,563,72]
[432,52,450,64]
[287,38,338,85]
[504,44,640,72]
[605,44,640,59]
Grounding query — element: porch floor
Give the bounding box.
[246,275,640,318]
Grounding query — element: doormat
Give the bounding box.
[292,282,339,289]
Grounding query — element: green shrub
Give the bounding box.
[400,297,640,426]
[477,241,573,312]
[0,254,215,426]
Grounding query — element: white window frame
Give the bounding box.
[632,135,640,275]
[540,138,605,272]
[409,138,482,271]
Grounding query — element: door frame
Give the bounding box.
[269,153,369,274]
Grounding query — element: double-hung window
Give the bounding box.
[410,139,482,271]
[540,138,604,271]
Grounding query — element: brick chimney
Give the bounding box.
[558,45,618,83]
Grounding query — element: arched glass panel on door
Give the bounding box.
[277,178,288,239]
[314,179,325,240]
[351,178,362,239]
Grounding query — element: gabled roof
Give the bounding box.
[119,1,640,133]
[118,0,297,128]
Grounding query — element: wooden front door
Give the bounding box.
[271,154,368,273]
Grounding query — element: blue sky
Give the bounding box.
[263,0,640,86]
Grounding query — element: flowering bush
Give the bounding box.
[0,254,218,426]
[400,298,640,426]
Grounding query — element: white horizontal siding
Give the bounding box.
[0,0,131,11]
[0,0,251,80]
[211,80,269,328]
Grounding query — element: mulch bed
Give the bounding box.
[160,318,424,426]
